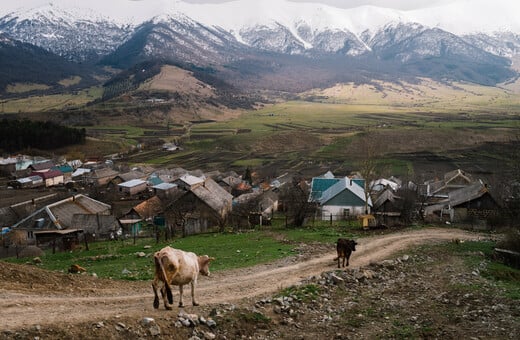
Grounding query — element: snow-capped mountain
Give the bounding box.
[0,0,519,86]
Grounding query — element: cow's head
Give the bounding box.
[350,240,358,251]
[198,255,215,277]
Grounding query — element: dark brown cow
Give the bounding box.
[336,238,357,268]
[152,246,215,310]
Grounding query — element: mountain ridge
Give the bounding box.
[0,0,519,90]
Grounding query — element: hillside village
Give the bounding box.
[0,152,502,256]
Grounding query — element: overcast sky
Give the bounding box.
[183,0,457,10]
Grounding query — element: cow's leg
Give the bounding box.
[191,281,199,306]
[152,280,160,309]
[346,253,351,267]
[160,285,173,310]
[178,285,184,307]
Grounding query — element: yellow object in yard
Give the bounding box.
[358,214,376,229]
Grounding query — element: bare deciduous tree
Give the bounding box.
[355,129,390,215]
[279,177,316,227]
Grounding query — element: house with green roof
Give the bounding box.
[309,172,372,220]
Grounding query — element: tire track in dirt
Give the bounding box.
[0,228,483,329]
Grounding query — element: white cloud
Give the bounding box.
[183,0,457,10]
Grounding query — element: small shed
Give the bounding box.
[30,169,64,187]
[28,160,55,173]
[53,164,74,182]
[16,175,45,188]
[34,229,83,252]
[118,179,148,196]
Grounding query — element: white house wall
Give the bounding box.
[320,205,367,220]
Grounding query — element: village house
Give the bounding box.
[119,196,164,236]
[152,182,177,197]
[9,194,114,245]
[52,164,74,183]
[110,170,146,186]
[421,169,473,198]
[0,157,18,176]
[117,179,148,196]
[14,175,44,189]
[371,187,403,227]
[30,169,64,187]
[71,167,91,181]
[174,173,205,190]
[423,180,499,226]
[27,160,55,174]
[164,178,233,236]
[232,189,279,227]
[309,171,372,220]
[84,167,119,186]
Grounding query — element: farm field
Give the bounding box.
[2,77,520,180]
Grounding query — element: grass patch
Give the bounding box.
[5,83,51,93]
[1,86,103,113]
[232,158,266,167]
[280,225,361,244]
[59,76,82,87]
[4,226,367,281]
[276,284,321,302]
[4,231,298,280]
[239,311,271,324]
[428,239,520,300]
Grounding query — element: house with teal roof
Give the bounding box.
[53,164,74,182]
[310,172,372,220]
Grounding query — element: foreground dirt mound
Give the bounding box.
[1,227,517,339]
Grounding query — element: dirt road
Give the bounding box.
[0,228,482,330]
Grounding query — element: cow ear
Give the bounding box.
[209,257,216,261]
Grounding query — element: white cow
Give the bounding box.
[152,246,214,310]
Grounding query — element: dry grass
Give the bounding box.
[303,78,520,112]
[5,83,51,94]
[139,65,215,96]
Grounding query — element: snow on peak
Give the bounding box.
[0,0,519,35]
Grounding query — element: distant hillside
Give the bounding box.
[0,34,99,95]
[93,61,259,124]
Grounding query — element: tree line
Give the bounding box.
[0,119,86,152]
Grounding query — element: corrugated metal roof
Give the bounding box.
[319,177,372,206]
[153,182,176,190]
[191,178,233,214]
[118,170,145,182]
[448,181,489,207]
[310,177,341,201]
[29,161,54,171]
[118,179,147,188]
[72,168,91,177]
[31,169,63,179]
[48,195,111,227]
[11,195,111,229]
[133,196,163,219]
[180,174,205,186]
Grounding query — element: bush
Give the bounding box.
[497,228,520,253]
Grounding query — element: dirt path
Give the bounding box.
[0,228,482,330]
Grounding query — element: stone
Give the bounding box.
[141,317,155,326]
[149,325,161,336]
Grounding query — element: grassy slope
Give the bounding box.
[2,76,519,177]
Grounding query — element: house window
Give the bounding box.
[343,209,350,218]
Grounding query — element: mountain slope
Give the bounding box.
[0,0,518,89]
[0,34,97,93]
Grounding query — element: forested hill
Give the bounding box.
[0,35,96,94]
[0,119,86,152]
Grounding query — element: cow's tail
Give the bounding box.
[154,254,173,305]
